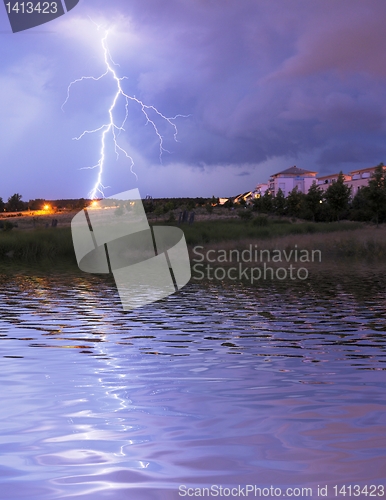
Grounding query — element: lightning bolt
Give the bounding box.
[62,28,188,199]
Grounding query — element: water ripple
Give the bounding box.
[0,270,385,498]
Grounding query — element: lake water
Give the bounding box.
[0,270,385,499]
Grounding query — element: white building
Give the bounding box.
[349,166,384,196]
[269,166,317,197]
[316,165,385,196]
[317,173,352,192]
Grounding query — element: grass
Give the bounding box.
[187,224,386,286]
[0,219,385,266]
[165,219,363,246]
[0,227,76,262]
[187,227,386,262]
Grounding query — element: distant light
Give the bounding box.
[91,200,99,207]
[44,204,50,210]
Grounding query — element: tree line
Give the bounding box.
[2,164,385,224]
[249,164,386,224]
[0,195,91,212]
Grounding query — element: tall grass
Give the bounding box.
[0,220,383,264]
[164,219,363,246]
[187,227,386,262]
[0,228,76,262]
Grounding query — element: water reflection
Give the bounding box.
[0,268,385,499]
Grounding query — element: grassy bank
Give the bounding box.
[0,227,76,262]
[0,219,385,266]
[178,218,363,246]
[187,226,386,262]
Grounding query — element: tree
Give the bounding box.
[273,188,286,215]
[164,201,175,213]
[286,186,306,217]
[252,196,262,213]
[0,197,4,212]
[143,198,154,213]
[350,186,373,221]
[367,163,386,226]
[154,204,164,219]
[6,193,24,212]
[28,199,46,211]
[324,172,351,221]
[305,183,324,221]
[75,198,87,209]
[261,191,273,213]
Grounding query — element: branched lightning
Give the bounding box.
[62,28,188,199]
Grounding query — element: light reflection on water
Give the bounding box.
[0,270,385,499]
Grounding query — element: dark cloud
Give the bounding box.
[2,0,386,197]
[108,0,386,169]
[317,140,386,169]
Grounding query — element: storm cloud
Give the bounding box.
[1,0,386,198]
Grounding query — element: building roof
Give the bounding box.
[350,164,385,175]
[233,191,252,201]
[317,173,340,180]
[317,173,351,181]
[271,166,317,177]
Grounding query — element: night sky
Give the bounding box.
[1,0,386,200]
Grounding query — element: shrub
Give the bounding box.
[164,201,175,213]
[154,205,164,218]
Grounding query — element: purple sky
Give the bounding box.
[1,0,386,200]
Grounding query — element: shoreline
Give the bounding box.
[0,215,385,277]
[1,223,385,302]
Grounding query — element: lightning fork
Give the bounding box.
[62,29,188,199]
